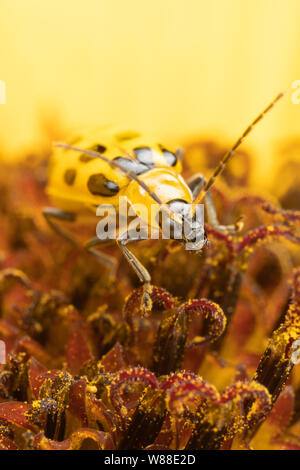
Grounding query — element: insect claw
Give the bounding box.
[107,274,116,289]
[234,215,245,232]
[141,283,153,317]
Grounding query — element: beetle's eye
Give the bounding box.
[167,199,189,217]
[113,156,149,175]
[158,145,177,166]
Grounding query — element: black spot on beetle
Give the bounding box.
[133,147,154,167]
[159,145,178,166]
[79,154,95,163]
[79,144,107,163]
[115,131,141,141]
[91,144,107,154]
[113,156,149,175]
[87,173,119,197]
[64,168,77,185]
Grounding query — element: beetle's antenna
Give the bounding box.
[191,91,286,214]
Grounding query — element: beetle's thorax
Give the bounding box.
[125,167,192,206]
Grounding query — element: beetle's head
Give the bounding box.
[159,199,207,251]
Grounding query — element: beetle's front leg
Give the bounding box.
[117,235,152,317]
[204,190,244,232]
[187,173,243,233]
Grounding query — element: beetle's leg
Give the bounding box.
[187,174,243,233]
[43,207,77,244]
[176,147,184,163]
[44,207,117,278]
[205,191,243,232]
[84,237,117,279]
[187,173,207,198]
[117,233,152,317]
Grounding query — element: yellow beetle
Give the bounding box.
[44,93,284,315]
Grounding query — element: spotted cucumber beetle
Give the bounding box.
[44,92,284,315]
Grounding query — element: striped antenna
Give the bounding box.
[191,91,286,215]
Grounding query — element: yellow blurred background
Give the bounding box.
[0,0,299,187]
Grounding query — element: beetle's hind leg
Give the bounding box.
[43,207,117,279]
[187,173,243,233]
[84,237,117,280]
[43,207,77,244]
